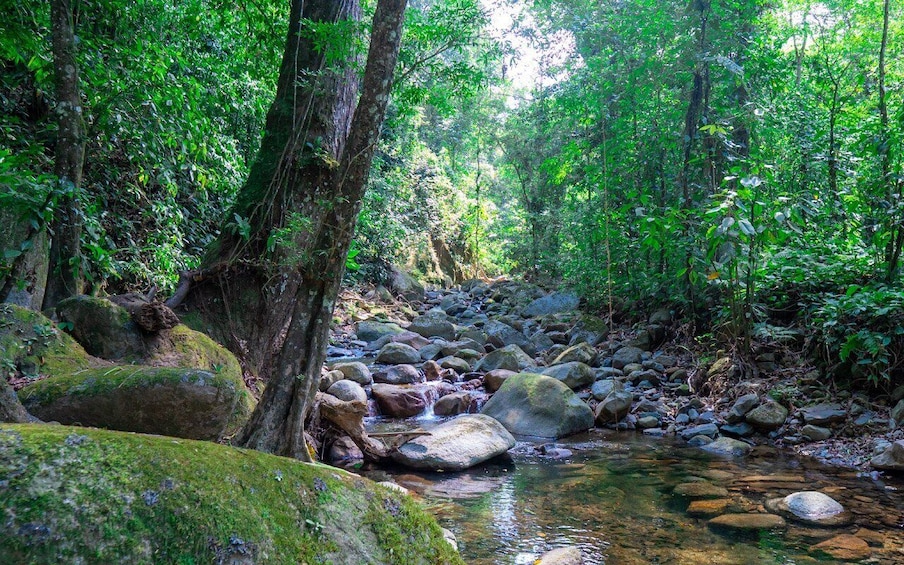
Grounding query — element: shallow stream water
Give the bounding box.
[367,426,904,564]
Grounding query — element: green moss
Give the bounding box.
[0,303,94,384]
[0,424,464,565]
[154,325,244,383]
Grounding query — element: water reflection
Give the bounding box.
[375,430,904,564]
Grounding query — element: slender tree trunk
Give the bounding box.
[186,0,407,460]
[878,0,899,279]
[44,0,86,310]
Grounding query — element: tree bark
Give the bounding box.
[186,0,407,460]
[44,0,86,310]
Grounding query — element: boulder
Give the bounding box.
[481,373,593,439]
[392,414,515,471]
[375,342,421,365]
[387,266,425,302]
[374,364,423,385]
[871,440,904,471]
[891,399,904,426]
[56,296,144,360]
[701,437,751,457]
[680,423,719,440]
[594,390,633,425]
[725,393,759,424]
[522,292,580,317]
[371,384,434,418]
[810,535,871,561]
[19,366,253,441]
[433,392,475,416]
[437,356,471,374]
[611,346,643,370]
[745,397,788,430]
[0,304,94,384]
[801,425,832,441]
[331,362,373,385]
[551,342,596,366]
[356,320,405,343]
[326,380,368,403]
[590,378,622,401]
[484,369,516,393]
[0,425,461,564]
[474,344,535,373]
[541,362,594,390]
[801,403,847,426]
[389,331,432,350]
[319,369,345,392]
[408,314,456,341]
[765,491,850,527]
[483,321,536,355]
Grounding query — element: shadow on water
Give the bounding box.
[367,429,904,564]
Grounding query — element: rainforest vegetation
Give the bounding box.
[2,0,903,398]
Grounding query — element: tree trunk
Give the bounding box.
[44,0,86,310]
[185,0,407,460]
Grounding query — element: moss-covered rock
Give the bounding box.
[19,366,253,440]
[56,295,145,360]
[0,424,463,564]
[480,373,594,439]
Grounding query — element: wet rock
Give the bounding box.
[523,292,580,317]
[375,342,421,365]
[687,435,713,447]
[484,369,516,393]
[474,344,535,373]
[594,390,633,425]
[541,362,594,390]
[481,373,594,439]
[325,380,367,403]
[434,392,475,416]
[437,356,471,374]
[355,320,404,343]
[870,440,904,471]
[702,437,751,457]
[765,491,850,527]
[371,383,434,418]
[331,362,372,385]
[745,398,788,431]
[801,403,848,426]
[725,393,760,424]
[392,414,515,471]
[536,546,584,565]
[423,360,442,381]
[552,342,597,366]
[680,423,719,441]
[708,513,786,533]
[801,425,832,441]
[611,346,644,370]
[374,364,422,385]
[673,482,730,499]
[408,314,456,341]
[686,499,735,518]
[810,534,871,561]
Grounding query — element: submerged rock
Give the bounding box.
[701,437,751,457]
[481,373,593,438]
[536,546,584,564]
[810,534,871,561]
[392,414,515,471]
[765,491,850,526]
[0,424,461,564]
[708,513,786,533]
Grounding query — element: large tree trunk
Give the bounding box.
[184,0,407,460]
[44,0,86,310]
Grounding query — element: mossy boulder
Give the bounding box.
[18,366,254,441]
[56,295,145,360]
[0,424,463,564]
[480,373,594,438]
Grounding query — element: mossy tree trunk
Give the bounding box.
[186,0,407,460]
[44,0,86,310]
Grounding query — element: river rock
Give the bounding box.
[594,390,633,425]
[523,292,580,317]
[408,314,456,340]
[356,320,404,343]
[801,403,847,426]
[708,513,786,533]
[331,362,372,385]
[745,397,788,430]
[541,361,594,390]
[387,265,425,302]
[611,346,644,370]
[393,414,515,471]
[801,424,832,441]
[726,393,760,424]
[591,378,622,400]
[673,482,730,499]
[375,342,421,365]
[434,392,475,416]
[871,440,904,471]
[374,364,422,385]
[552,342,596,366]
[474,344,535,373]
[483,320,536,355]
[536,546,584,565]
[890,399,904,426]
[765,491,850,526]
[810,535,871,561]
[701,437,751,457]
[481,373,593,438]
[680,423,719,441]
[325,379,367,403]
[371,383,434,418]
[719,422,754,438]
[484,369,516,392]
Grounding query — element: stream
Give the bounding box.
[366,421,904,564]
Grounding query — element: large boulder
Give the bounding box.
[482,321,536,355]
[375,342,421,365]
[871,440,904,471]
[326,380,368,403]
[388,266,425,302]
[745,397,789,431]
[541,362,594,390]
[371,383,435,418]
[522,292,580,317]
[18,366,254,441]
[481,373,593,438]
[356,320,405,343]
[551,342,596,366]
[611,346,643,370]
[392,414,515,471]
[765,491,850,526]
[475,344,535,373]
[331,362,373,385]
[408,314,456,341]
[0,424,462,564]
[56,296,144,360]
[594,390,633,425]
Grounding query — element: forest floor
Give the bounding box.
[329,276,903,475]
